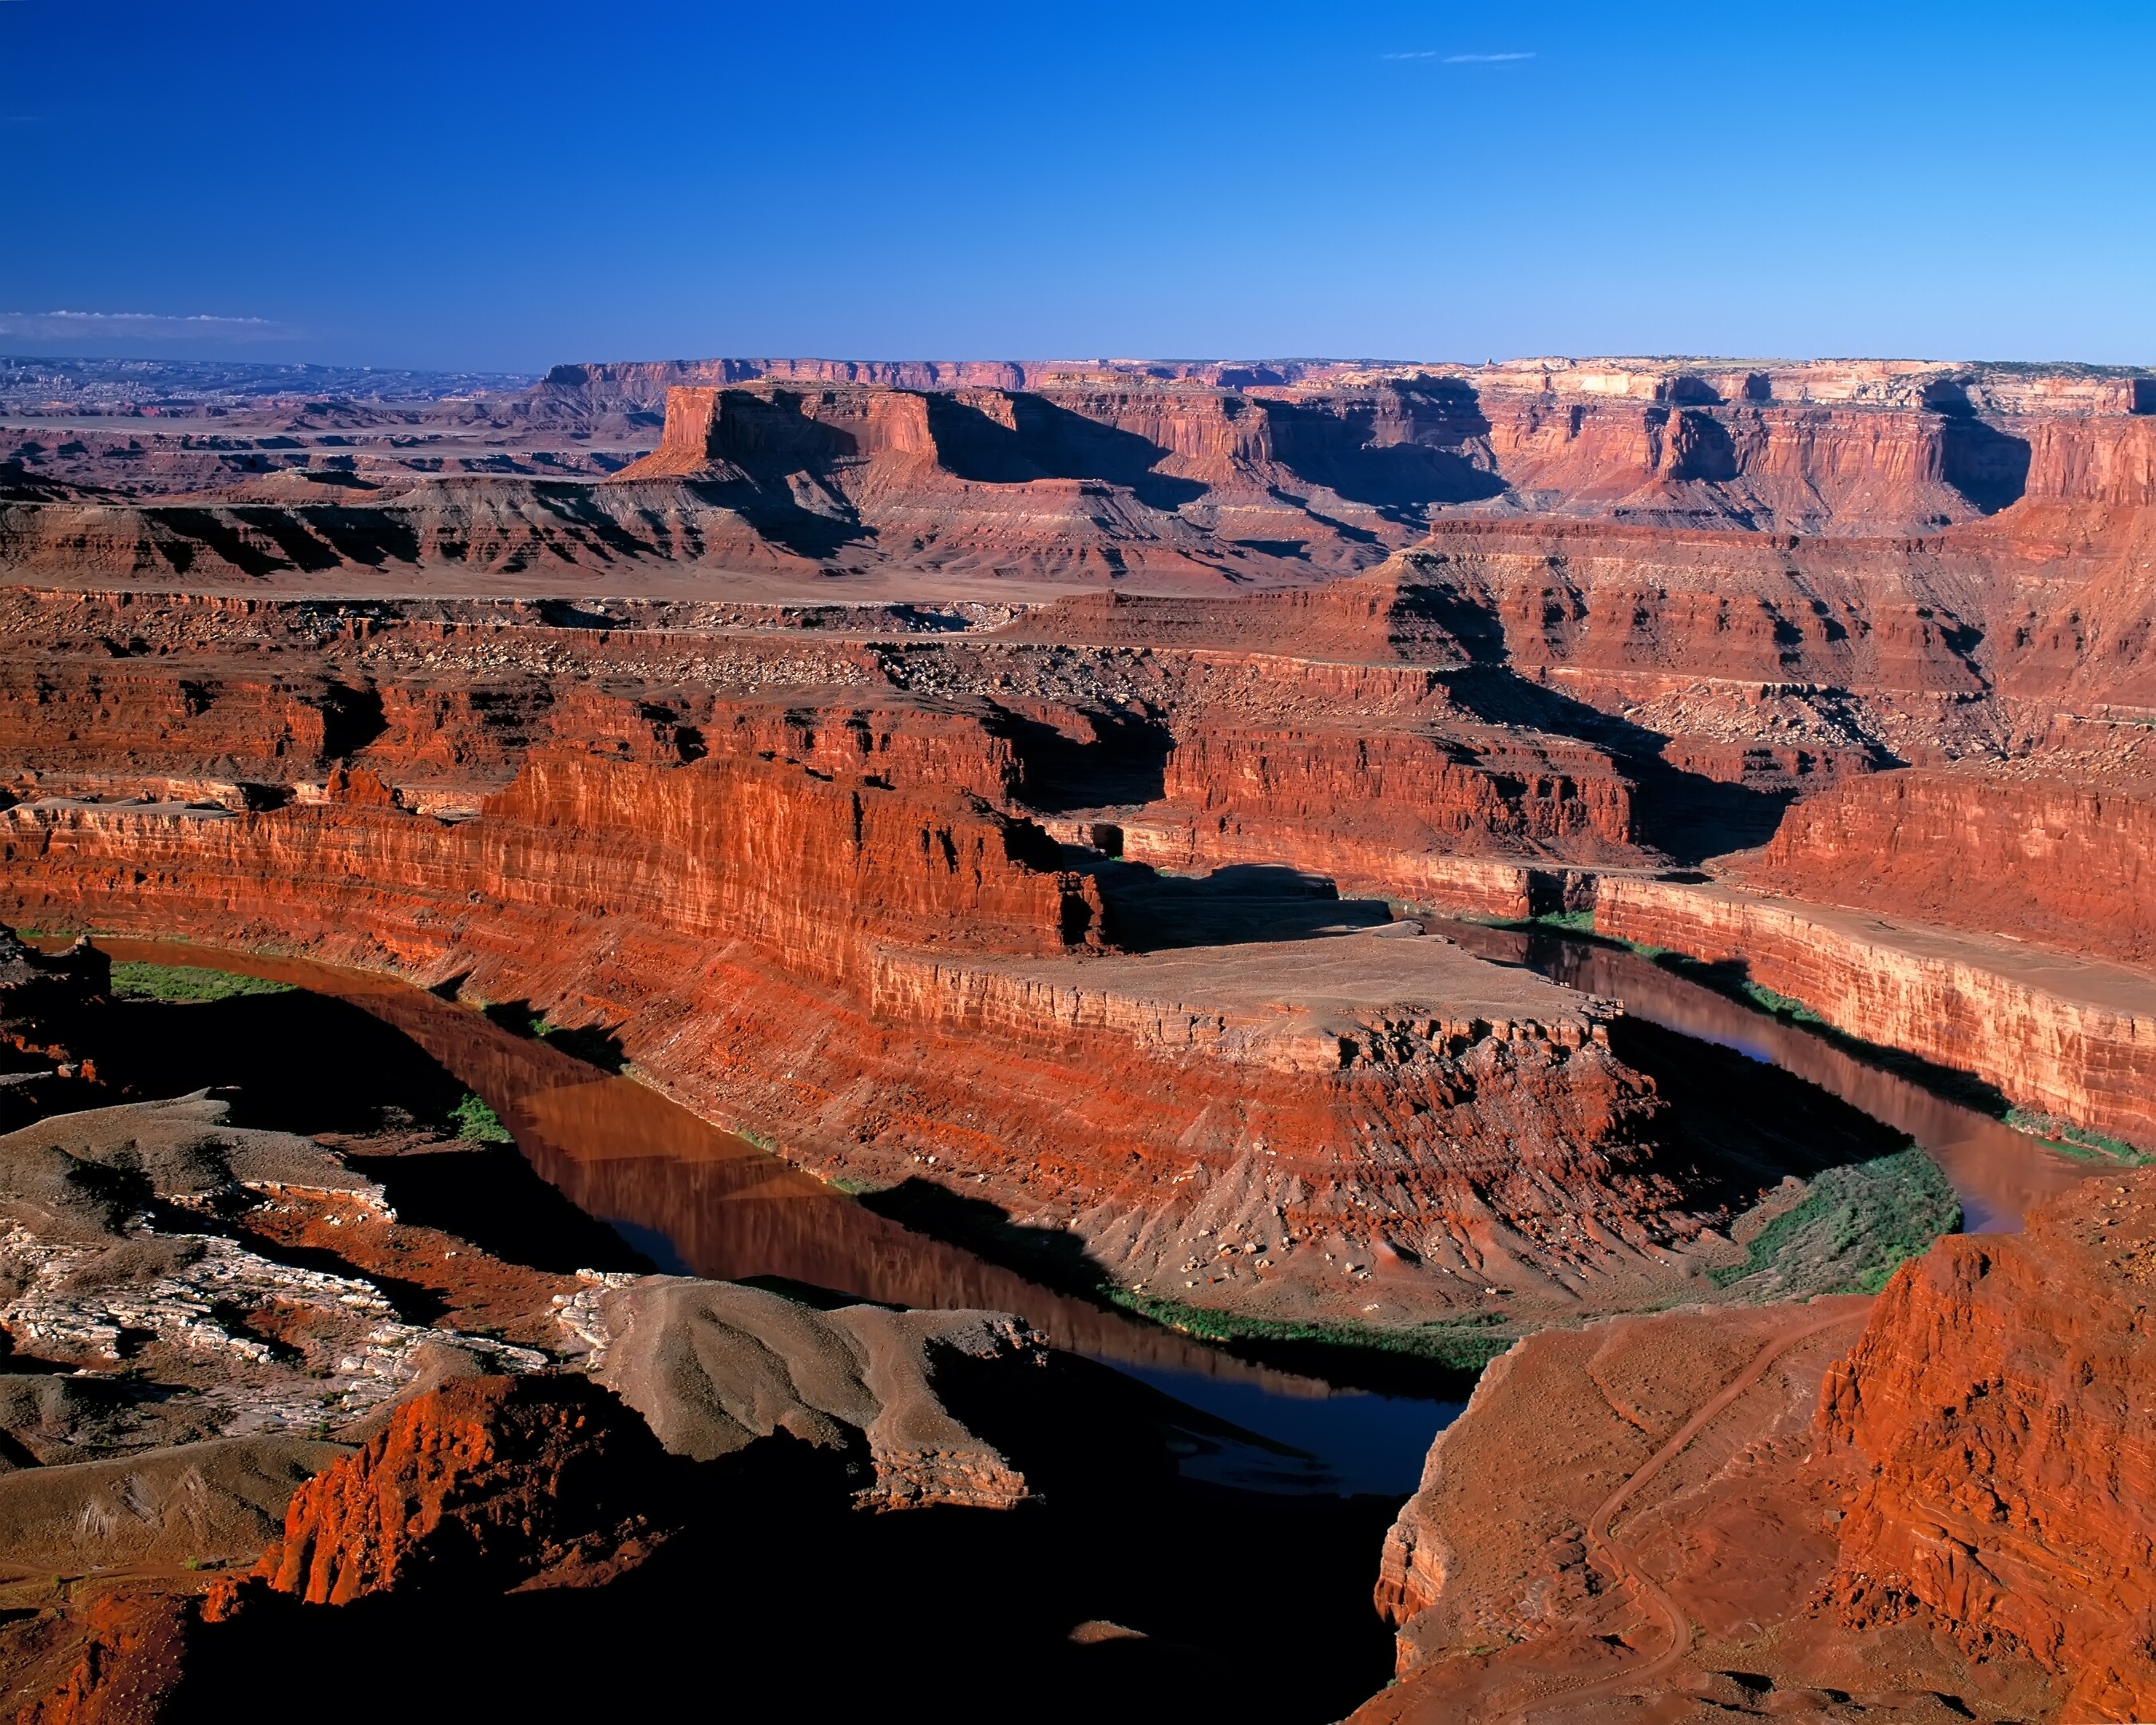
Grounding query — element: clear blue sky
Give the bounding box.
[4,1,2152,371]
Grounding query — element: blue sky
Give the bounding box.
[3,1,2152,371]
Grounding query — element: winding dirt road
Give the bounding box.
[1528,1303,1873,1719]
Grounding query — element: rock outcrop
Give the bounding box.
[583,1277,1036,1509]
[1737,755,2156,966]
[255,1373,675,1604]
[1820,1169,2156,1718]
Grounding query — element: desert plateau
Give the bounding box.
[10,7,2156,1714]
[0,337,2147,1721]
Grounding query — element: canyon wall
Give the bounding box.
[0,719,1710,1329]
[9,356,2152,591]
[1737,759,2156,966]
[1820,1168,2156,1719]
[1597,878,2156,1149]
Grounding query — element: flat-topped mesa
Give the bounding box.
[776,929,1687,1319]
[1465,355,2155,414]
[604,359,2156,557]
[612,373,1497,492]
[10,353,2156,585]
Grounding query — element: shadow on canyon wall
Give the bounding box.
[994,706,1175,811]
[83,989,650,1283]
[857,1176,1477,1400]
[1528,930,2019,1120]
[933,393,1210,510]
[1445,668,1801,862]
[1092,863,1393,951]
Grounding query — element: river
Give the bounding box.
[80,926,2098,1497]
[1444,922,2095,1233]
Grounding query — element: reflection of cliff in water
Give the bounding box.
[93,938,1328,1390]
[1447,923,2093,1232]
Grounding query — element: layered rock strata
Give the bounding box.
[7,356,2152,585]
[0,762,1703,1325]
[1737,753,2156,966]
[1598,877,2156,1151]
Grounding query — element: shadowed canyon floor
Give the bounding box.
[2,351,2153,1717]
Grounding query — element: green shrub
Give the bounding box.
[2002,1107,2151,1165]
[1712,1144,1959,1297]
[1534,909,1595,932]
[448,1092,512,1143]
[1108,1288,1514,1374]
[109,962,294,1003]
[1740,981,1829,1027]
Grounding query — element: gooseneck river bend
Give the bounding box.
[85,928,2097,1497]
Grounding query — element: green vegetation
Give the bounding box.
[736,1125,779,1154]
[1532,908,1595,933]
[2003,1107,2153,1166]
[1740,981,1830,1028]
[448,1092,513,1144]
[1108,1288,1516,1374]
[1711,1145,1960,1297]
[109,961,294,1003]
[826,1174,878,1196]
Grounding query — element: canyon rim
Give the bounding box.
[0,345,2151,1723]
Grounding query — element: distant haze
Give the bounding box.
[4,0,2151,371]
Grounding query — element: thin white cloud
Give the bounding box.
[1444,51,1536,63]
[0,309,301,345]
[1382,50,1439,59]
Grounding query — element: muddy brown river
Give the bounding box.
[73,926,2102,1493]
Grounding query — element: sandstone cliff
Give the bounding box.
[1737,757,2156,966]
[1820,1169,2156,1719]
[256,1374,675,1604]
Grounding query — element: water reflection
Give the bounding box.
[1445,923,2095,1233]
[89,938,1452,1493]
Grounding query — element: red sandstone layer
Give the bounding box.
[1597,878,2156,1152]
[1820,1171,2156,1717]
[0,726,1716,1329]
[1735,755,2156,966]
